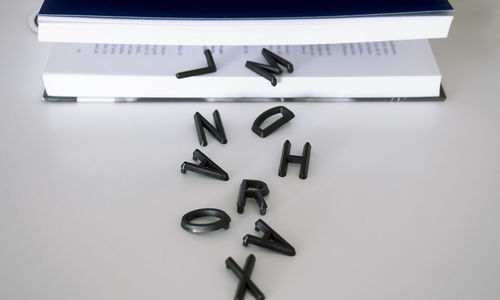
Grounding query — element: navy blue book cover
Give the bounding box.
[39,0,453,19]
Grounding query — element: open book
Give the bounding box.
[43,40,442,99]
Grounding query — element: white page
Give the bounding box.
[43,40,441,98]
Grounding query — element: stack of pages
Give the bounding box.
[38,0,454,101]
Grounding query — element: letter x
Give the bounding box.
[225,254,265,300]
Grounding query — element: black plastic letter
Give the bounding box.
[226,254,265,300]
[181,208,231,233]
[176,49,217,79]
[278,140,311,179]
[194,110,227,146]
[245,48,294,86]
[181,149,229,181]
[252,106,295,138]
[237,179,269,215]
[243,219,296,256]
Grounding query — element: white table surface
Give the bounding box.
[1,0,499,299]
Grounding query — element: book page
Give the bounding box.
[45,40,440,78]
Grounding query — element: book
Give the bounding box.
[43,40,442,99]
[37,0,453,45]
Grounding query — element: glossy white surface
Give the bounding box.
[1,1,499,299]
